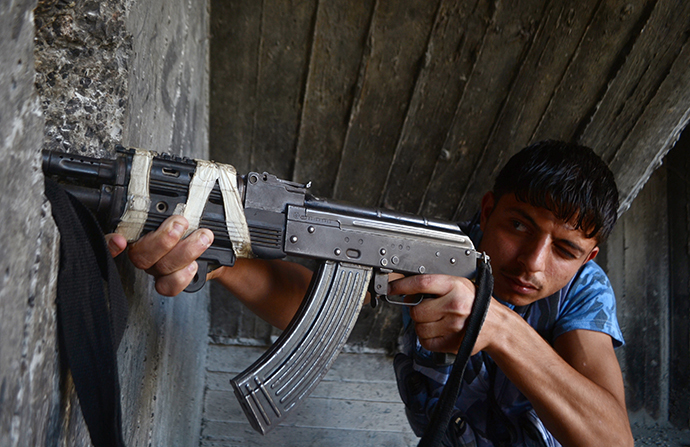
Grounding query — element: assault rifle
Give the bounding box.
[42,147,482,435]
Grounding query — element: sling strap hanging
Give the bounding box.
[418,255,493,447]
[44,178,128,447]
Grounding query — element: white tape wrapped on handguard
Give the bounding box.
[216,163,253,259]
[176,159,219,238]
[115,149,253,259]
[174,159,253,259]
[115,149,154,242]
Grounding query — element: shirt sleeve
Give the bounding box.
[553,261,625,347]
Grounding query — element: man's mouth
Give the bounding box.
[501,272,541,295]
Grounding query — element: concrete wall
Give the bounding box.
[1,0,210,445]
[119,1,210,444]
[0,1,61,445]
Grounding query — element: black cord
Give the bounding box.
[418,255,493,447]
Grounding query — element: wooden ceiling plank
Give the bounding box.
[452,0,602,220]
[532,0,654,143]
[378,0,489,214]
[419,0,548,220]
[580,0,690,166]
[331,0,441,207]
[292,0,377,198]
[209,0,262,172]
[609,38,690,213]
[249,0,319,179]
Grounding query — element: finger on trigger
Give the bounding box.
[388,274,450,298]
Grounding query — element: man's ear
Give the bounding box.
[584,246,599,264]
[480,191,495,231]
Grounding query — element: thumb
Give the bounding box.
[105,233,127,258]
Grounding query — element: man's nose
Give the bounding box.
[517,237,549,272]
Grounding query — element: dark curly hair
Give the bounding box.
[492,140,619,244]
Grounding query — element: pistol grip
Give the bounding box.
[230,260,372,434]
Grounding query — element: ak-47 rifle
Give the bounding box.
[42,146,482,435]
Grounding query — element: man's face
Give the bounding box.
[478,192,600,307]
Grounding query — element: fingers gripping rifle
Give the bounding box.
[42,147,482,434]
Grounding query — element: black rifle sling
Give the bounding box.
[418,256,493,447]
[44,178,128,447]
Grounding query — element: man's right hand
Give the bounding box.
[388,273,496,356]
[104,215,214,296]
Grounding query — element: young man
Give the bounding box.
[106,140,633,446]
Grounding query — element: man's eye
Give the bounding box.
[556,246,576,259]
[511,220,526,231]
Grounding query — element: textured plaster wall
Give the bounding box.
[1,0,209,445]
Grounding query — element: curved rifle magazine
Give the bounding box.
[230,260,372,434]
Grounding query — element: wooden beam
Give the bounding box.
[292,0,377,198]
[332,0,441,207]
